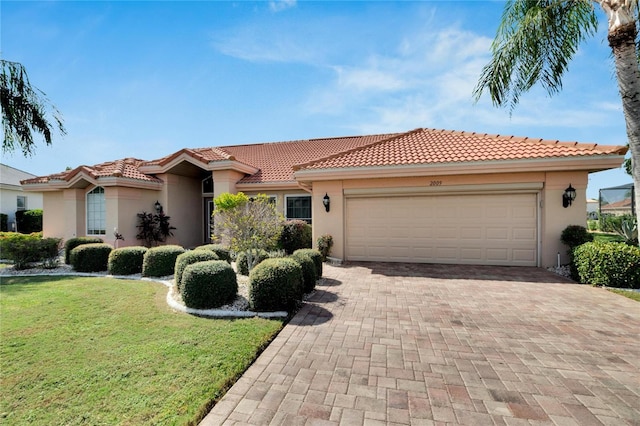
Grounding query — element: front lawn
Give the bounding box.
[0,276,283,425]
[591,232,625,243]
[608,288,640,302]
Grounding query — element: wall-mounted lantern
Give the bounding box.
[322,193,330,212]
[154,200,163,214]
[562,184,576,208]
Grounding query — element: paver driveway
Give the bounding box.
[201,263,640,425]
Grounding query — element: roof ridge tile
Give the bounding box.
[292,129,420,171]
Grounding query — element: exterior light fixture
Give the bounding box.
[562,184,576,208]
[154,200,163,213]
[323,193,330,212]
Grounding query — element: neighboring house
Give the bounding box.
[21,128,627,268]
[586,198,599,220]
[0,164,43,231]
[599,183,635,217]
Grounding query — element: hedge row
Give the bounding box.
[574,242,640,288]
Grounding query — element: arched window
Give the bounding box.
[86,186,106,235]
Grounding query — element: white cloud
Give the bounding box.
[269,0,296,12]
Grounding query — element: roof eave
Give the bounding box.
[293,155,627,182]
[235,181,300,192]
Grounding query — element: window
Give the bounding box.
[202,175,213,194]
[16,196,27,211]
[86,187,106,235]
[286,195,312,224]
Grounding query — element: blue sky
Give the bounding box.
[1,0,633,199]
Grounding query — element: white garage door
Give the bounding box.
[346,193,537,266]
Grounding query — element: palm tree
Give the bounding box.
[1,60,66,156]
[474,0,640,241]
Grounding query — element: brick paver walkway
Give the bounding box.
[201,263,640,425]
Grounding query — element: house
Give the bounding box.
[21,128,627,268]
[599,183,635,216]
[0,164,43,232]
[586,198,599,220]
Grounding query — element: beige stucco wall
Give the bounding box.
[309,171,589,267]
[160,173,203,248]
[540,171,588,267]
[108,187,159,248]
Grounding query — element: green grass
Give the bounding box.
[0,276,283,425]
[608,288,640,302]
[591,233,625,243]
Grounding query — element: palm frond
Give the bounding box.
[473,0,598,111]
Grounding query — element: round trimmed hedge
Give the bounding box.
[142,245,185,277]
[181,260,237,309]
[290,251,317,293]
[194,244,232,263]
[248,257,303,312]
[65,237,104,264]
[279,220,312,254]
[70,243,113,272]
[574,241,640,288]
[292,248,323,278]
[174,250,219,292]
[108,246,148,275]
[236,249,270,275]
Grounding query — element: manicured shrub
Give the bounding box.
[181,260,237,309]
[108,246,148,275]
[236,249,270,276]
[279,220,312,254]
[574,242,640,288]
[0,233,61,270]
[174,250,219,291]
[70,243,113,272]
[560,225,594,250]
[15,209,43,233]
[65,237,104,264]
[142,245,185,277]
[317,234,333,261]
[290,251,317,293]
[248,258,303,312]
[293,248,323,278]
[194,244,231,263]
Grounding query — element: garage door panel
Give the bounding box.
[346,193,537,266]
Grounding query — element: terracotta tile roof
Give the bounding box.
[21,158,162,185]
[21,128,627,187]
[295,128,628,170]
[219,134,400,184]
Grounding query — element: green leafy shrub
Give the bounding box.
[249,258,303,312]
[279,220,312,254]
[236,249,270,276]
[587,220,599,231]
[599,214,633,233]
[574,242,640,288]
[174,250,219,292]
[293,248,323,278]
[142,245,185,277]
[15,209,43,233]
[65,237,104,264]
[108,246,148,275]
[181,260,237,309]
[317,234,333,261]
[0,233,61,270]
[194,244,231,263]
[560,225,594,250]
[70,243,113,272]
[290,251,317,293]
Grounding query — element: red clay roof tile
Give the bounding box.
[21,128,627,186]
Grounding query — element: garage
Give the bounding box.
[345,193,538,266]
